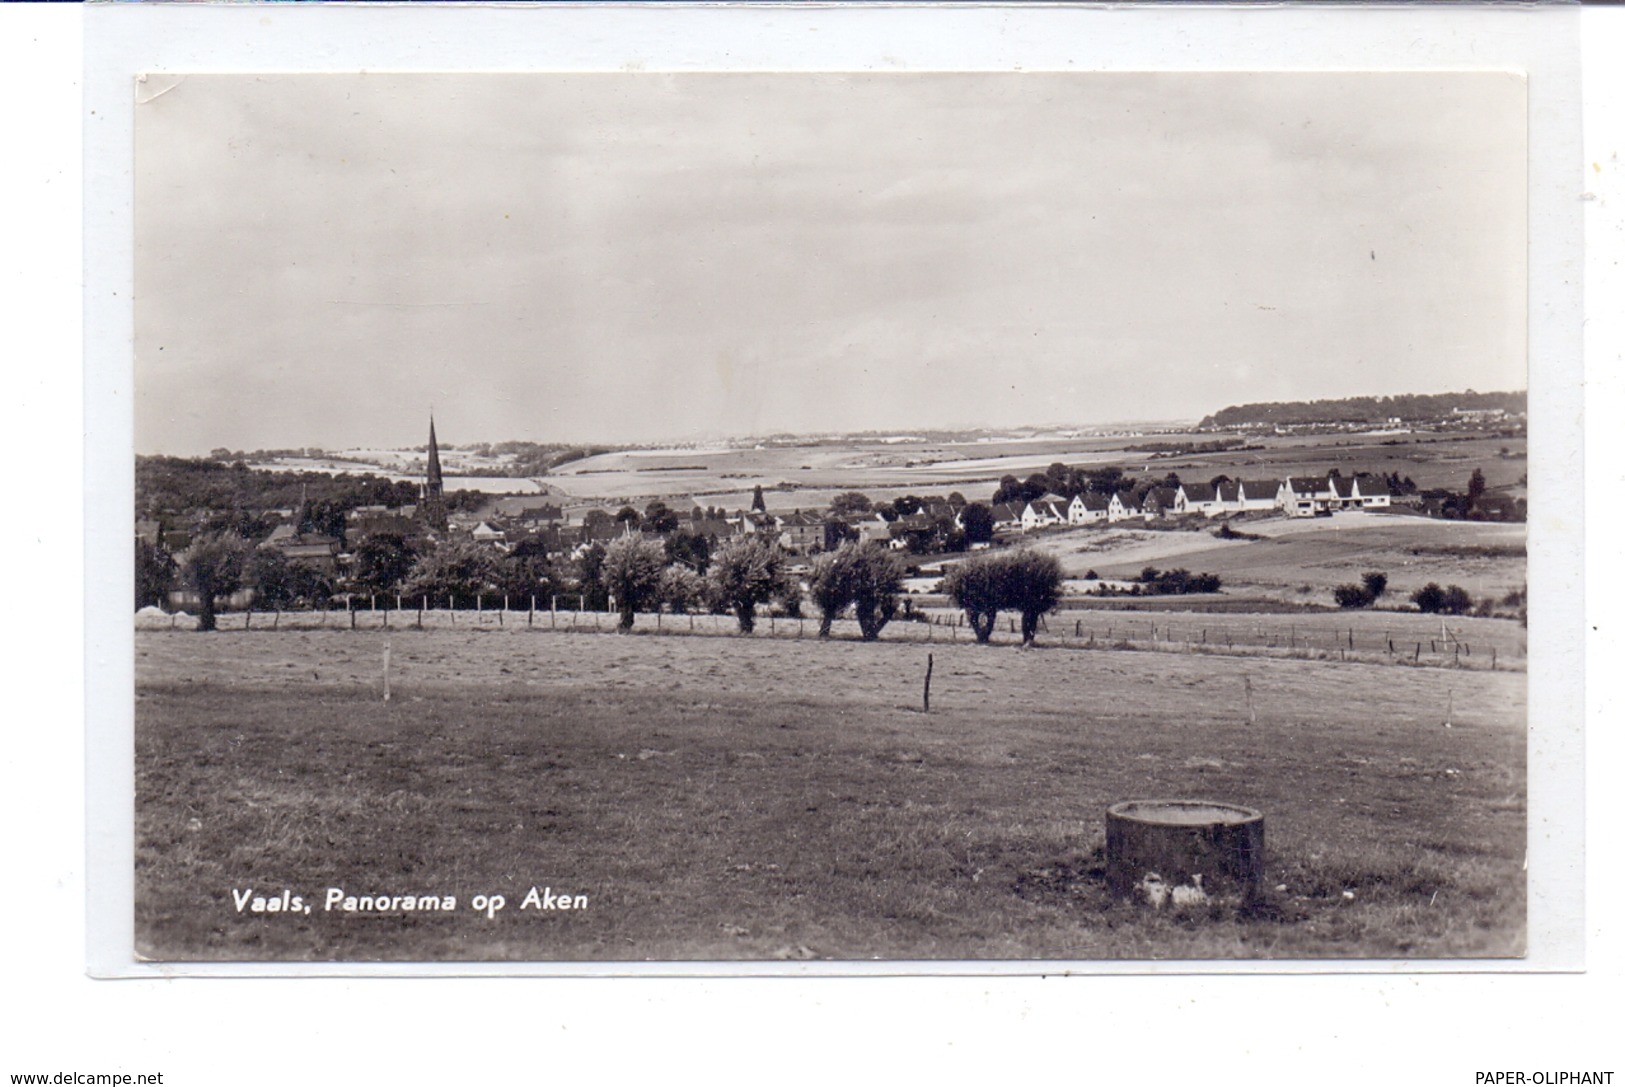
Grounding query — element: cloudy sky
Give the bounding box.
[135,71,1526,454]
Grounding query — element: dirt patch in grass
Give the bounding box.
[135,630,1525,962]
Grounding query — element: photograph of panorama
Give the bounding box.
[132,72,1528,962]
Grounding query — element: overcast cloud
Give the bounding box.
[134,72,1526,454]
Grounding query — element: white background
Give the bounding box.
[4,3,1620,1081]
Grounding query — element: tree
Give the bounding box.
[960,502,995,546]
[664,529,712,575]
[245,546,294,609]
[135,539,175,610]
[351,533,417,595]
[657,564,708,614]
[807,542,906,640]
[401,539,502,603]
[942,553,1004,643]
[1468,468,1487,505]
[1361,571,1388,601]
[247,547,331,609]
[846,544,906,641]
[499,535,558,602]
[601,536,667,630]
[180,534,250,631]
[1019,474,1052,503]
[992,474,1024,505]
[707,535,792,634]
[829,492,873,519]
[573,542,610,611]
[751,485,767,513]
[807,550,853,636]
[642,501,682,535]
[614,505,642,531]
[998,549,1065,643]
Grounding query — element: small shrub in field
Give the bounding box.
[1333,584,1374,609]
[1360,571,1388,600]
[1412,583,1474,615]
[1411,583,1445,613]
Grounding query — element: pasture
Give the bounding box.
[134,624,1526,962]
[1026,512,1527,604]
[432,429,1523,511]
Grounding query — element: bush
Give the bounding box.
[1412,582,1474,615]
[1360,571,1388,600]
[1138,567,1223,595]
[1333,584,1374,609]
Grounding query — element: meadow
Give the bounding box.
[134,624,1526,962]
[1025,511,1527,604]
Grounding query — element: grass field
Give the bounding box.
[1025,511,1526,604]
[517,430,1523,510]
[134,626,1526,962]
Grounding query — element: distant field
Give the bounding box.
[1023,511,1526,603]
[535,431,1523,509]
[135,627,1525,962]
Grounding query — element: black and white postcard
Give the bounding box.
[119,65,1553,965]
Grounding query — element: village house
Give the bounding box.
[346,504,420,542]
[470,521,505,545]
[776,510,828,553]
[1107,492,1140,522]
[1068,492,1110,525]
[262,523,343,572]
[990,503,1026,533]
[1139,486,1180,519]
[1174,482,1223,517]
[1351,473,1392,508]
[1020,495,1069,531]
[1234,480,1280,513]
[888,513,937,550]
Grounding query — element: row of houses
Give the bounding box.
[1004,473,1394,531]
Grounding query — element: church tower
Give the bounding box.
[419,415,448,531]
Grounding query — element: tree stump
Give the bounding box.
[1105,800,1264,909]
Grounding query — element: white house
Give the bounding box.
[1352,473,1392,508]
[1107,492,1141,522]
[1235,480,1280,512]
[1021,497,1068,531]
[1175,482,1223,517]
[1068,492,1110,525]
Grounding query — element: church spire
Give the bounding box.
[420,415,447,531]
[426,415,444,496]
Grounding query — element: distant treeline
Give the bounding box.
[1121,438,1248,455]
[1199,390,1526,428]
[136,456,482,541]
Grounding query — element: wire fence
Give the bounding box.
[135,594,1526,672]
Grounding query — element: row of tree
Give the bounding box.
[145,528,1075,645]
